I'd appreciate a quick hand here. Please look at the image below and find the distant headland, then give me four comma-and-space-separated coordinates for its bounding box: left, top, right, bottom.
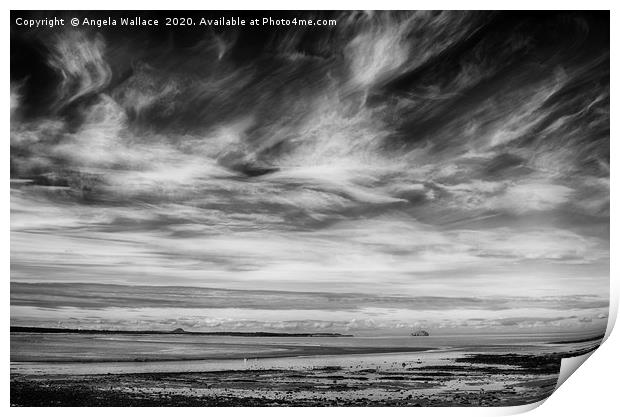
10, 326, 353, 338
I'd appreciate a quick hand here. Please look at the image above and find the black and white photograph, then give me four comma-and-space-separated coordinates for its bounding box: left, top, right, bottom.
9, 10, 610, 407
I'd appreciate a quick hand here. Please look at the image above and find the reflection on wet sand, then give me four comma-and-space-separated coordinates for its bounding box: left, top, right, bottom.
10, 333, 602, 406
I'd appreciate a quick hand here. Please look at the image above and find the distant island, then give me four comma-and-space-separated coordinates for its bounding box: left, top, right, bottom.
411, 330, 430, 336
10, 326, 352, 338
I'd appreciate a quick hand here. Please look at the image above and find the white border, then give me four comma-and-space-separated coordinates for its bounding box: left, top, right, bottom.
4, 3, 617, 416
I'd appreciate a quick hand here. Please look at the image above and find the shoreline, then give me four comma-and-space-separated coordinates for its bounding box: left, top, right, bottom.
11, 345, 440, 366
11, 349, 453, 377
10, 351, 563, 407
10, 332, 602, 406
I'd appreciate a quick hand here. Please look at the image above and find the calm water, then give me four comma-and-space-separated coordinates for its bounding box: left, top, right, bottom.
11, 331, 602, 376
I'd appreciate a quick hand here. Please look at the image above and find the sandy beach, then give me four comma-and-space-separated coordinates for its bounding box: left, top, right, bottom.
10, 332, 602, 406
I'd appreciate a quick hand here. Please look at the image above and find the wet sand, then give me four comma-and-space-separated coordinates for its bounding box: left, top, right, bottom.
10, 356, 560, 406
10, 351, 569, 406
10, 333, 602, 406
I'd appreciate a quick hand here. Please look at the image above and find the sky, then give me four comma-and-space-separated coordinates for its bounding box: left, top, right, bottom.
10, 11, 609, 335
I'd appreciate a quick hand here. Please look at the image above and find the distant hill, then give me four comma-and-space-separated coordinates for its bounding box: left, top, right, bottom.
10, 326, 352, 337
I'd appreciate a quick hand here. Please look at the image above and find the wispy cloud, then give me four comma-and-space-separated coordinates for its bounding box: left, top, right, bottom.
10, 11, 609, 334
